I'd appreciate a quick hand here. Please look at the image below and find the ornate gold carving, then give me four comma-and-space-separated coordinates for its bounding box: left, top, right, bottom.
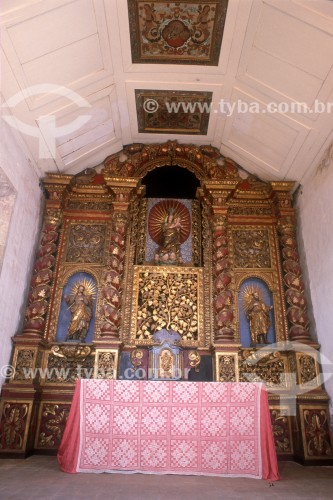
67, 201, 113, 211
188, 350, 201, 372
131, 265, 203, 347
216, 353, 238, 382
270, 407, 293, 454
300, 406, 333, 458
136, 269, 198, 343
45, 345, 94, 383
201, 200, 213, 346
12, 349, 35, 382
65, 223, 106, 263
94, 349, 118, 379
233, 229, 271, 268
0, 402, 30, 450
51, 344, 92, 360
158, 349, 174, 379
239, 349, 287, 388
229, 205, 272, 216
136, 198, 148, 264
212, 216, 235, 343
130, 349, 144, 368
37, 403, 70, 448
103, 140, 241, 181
278, 216, 311, 342
23, 220, 61, 335
99, 212, 128, 338
297, 353, 320, 389
191, 200, 201, 266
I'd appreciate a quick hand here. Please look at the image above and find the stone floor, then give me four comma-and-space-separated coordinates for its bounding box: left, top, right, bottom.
0, 456, 332, 500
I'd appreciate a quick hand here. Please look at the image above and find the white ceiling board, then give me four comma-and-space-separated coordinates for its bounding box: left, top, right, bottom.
1, 0, 333, 183
6, 0, 97, 64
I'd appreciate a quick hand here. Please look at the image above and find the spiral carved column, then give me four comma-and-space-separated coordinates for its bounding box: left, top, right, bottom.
100, 212, 128, 340
212, 216, 235, 343
22, 218, 61, 337
278, 216, 312, 343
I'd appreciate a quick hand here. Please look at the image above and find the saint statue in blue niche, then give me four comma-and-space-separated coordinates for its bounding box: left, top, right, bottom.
241, 283, 274, 346
60, 277, 97, 343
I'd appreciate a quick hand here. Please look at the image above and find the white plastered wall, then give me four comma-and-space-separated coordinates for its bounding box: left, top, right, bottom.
0, 114, 43, 388
296, 165, 333, 422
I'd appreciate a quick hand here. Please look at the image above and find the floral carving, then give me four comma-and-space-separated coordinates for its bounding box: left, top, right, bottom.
136, 271, 198, 342
0, 403, 28, 450
65, 224, 106, 263
38, 404, 70, 448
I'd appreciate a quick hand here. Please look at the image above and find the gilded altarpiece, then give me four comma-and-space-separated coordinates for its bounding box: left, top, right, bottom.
0, 141, 332, 464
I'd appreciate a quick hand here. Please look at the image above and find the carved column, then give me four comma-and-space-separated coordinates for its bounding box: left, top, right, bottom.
202, 181, 240, 382
212, 215, 235, 343
272, 183, 313, 344
100, 212, 128, 340
20, 176, 70, 339
203, 182, 238, 345
97, 178, 140, 362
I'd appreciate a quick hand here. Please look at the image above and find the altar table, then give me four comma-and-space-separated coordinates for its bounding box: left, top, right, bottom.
58, 380, 279, 480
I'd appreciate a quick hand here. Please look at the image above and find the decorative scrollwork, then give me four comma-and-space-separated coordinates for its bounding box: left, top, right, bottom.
299, 354, 318, 387
38, 404, 70, 448
239, 349, 287, 387
13, 350, 35, 381
188, 350, 201, 372
270, 408, 292, 453
218, 355, 236, 382
303, 408, 333, 457
233, 229, 271, 268
0, 403, 28, 450
96, 352, 117, 379
51, 344, 92, 360
65, 224, 106, 263
46, 348, 94, 383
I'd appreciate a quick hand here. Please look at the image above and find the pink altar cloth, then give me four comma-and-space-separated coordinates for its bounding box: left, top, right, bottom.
58, 380, 279, 480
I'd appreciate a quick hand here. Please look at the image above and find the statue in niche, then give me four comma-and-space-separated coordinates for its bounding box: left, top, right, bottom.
242, 285, 273, 345
154, 208, 183, 265
64, 279, 96, 342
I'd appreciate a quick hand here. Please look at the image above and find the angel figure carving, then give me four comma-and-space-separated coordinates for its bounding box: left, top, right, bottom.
242, 286, 273, 345
64, 279, 96, 342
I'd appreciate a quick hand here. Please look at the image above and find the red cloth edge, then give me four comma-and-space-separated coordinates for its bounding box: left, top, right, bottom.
57, 380, 81, 473
260, 388, 280, 481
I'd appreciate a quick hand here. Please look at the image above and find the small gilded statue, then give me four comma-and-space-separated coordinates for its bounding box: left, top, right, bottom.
154, 208, 183, 265
64, 279, 96, 342
243, 287, 273, 345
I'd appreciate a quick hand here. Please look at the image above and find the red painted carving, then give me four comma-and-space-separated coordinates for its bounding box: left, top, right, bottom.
278, 218, 312, 343
23, 221, 60, 336
100, 213, 127, 338
212, 217, 235, 342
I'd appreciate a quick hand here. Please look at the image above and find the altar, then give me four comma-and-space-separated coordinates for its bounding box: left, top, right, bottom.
58, 379, 279, 480
2, 141, 332, 466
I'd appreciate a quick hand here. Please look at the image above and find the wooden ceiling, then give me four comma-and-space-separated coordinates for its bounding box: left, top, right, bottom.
1, 0, 333, 184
